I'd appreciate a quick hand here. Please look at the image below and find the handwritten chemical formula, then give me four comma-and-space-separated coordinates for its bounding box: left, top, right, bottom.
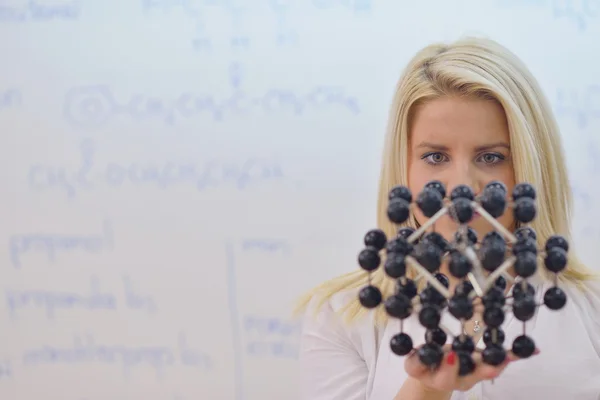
27, 139, 287, 199
0, 1, 80, 22
63, 63, 360, 129
141, 0, 372, 53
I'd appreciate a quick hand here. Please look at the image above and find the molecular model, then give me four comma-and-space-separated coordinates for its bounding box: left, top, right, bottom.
356, 180, 569, 376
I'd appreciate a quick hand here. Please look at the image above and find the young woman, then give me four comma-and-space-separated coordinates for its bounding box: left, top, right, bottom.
296, 37, 600, 400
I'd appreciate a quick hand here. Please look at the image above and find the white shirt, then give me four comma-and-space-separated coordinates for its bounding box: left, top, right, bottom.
299, 275, 600, 400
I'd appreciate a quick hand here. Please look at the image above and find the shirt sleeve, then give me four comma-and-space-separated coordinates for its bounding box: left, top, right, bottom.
298, 293, 370, 400
580, 279, 600, 355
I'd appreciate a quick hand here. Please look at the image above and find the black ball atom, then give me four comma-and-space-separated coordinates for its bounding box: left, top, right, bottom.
480, 232, 507, 271
390, 332, 413, 356
483, 286, 506, 308
456, 226, 478, 246
545, 235, 569, 252
458, 352, 476, 376
449, 250, 472, 279
424, 180, 446, 198
418, 343, 444, 367
422, 232, 450, 253
512, 237, 538, 255
483, 328, 505, 346
389, 185, 412, 203
544, 247, 568, 273
495, 275, 507, 291
363, 229, 387, 250
396, 278, 418, 299
452, 335, 475, 354
514, 197, 536, 223
414, 242, 443, 273
450, 184, 475, 201
384, 253, 407, 278
416, 189, 444, 218
512, 182, 536, 200
359, 285, 382, 308
514, 251, 538, 278
455, 280, 474, 296
483, 305, 505, 328
514, 226, 537, 241
451, 197, 474, 224
387, 198, 411, 224
386, 237, 413, 255
482, 343, 507, 366
448, 294, 474, 320
480, 185, 507, 218
513, 294, 537, 322
397, 227, 415, 240
485, 180, 507, 194
358, 247, 380, 272
384, 293, 413, 319
434, 272, 450, 288
513, 281, 535, 299
544, 286, 567, 310
512, 335, 536, 358
428, 328, 447, 346
419, 305, 442, 329
419, 286, 447, 308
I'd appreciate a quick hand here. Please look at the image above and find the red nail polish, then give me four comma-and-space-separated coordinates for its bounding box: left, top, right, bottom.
447, 351, 456, 366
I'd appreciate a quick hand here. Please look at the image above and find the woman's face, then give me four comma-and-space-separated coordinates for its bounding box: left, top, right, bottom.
407, 96, 516, 242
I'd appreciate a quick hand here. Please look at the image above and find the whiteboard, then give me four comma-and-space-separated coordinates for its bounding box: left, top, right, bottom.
0, 1, 598, 399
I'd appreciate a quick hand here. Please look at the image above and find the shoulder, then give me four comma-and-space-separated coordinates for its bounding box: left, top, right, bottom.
298, 286, 384, 399
301, 285, 370, 331
543, 277, 600, 354
563, 278, 600, 326
300, 286, 380, 358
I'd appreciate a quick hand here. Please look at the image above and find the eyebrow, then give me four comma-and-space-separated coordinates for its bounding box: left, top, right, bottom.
415, 142, 510, 151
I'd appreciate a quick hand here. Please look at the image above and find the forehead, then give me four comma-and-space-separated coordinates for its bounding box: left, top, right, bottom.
409, 96, 510, 146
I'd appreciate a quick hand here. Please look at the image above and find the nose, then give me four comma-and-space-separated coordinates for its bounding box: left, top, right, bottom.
446, 161, 481, 197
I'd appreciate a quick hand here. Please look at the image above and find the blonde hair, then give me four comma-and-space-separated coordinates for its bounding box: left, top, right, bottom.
295, 36, 599, 325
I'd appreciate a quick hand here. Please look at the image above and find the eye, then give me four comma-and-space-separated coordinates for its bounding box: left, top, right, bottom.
478, 153, 505, 164
422, 152, 448, 165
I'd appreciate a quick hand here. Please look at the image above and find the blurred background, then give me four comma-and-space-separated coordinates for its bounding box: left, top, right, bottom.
0, 0, 598, 399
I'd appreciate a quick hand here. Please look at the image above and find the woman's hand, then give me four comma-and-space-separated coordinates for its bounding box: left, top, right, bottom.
404, 345, 539, 393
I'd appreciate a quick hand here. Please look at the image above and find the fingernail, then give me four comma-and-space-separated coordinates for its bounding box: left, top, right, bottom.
447, 351, 456, 366
534, 348, 541, 355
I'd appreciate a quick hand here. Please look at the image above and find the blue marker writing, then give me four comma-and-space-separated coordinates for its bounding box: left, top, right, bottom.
5, 276, 117, 319
22, 334, 176, 379
22, 332, 213, 379
123, 275, 157, 313
0, 1, 80, 22
9, 219, 113, 268
28, 138, 287, 198
63, 63, 359, 129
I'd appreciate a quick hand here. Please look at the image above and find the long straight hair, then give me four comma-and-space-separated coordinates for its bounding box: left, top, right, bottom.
295, 36, 599, 324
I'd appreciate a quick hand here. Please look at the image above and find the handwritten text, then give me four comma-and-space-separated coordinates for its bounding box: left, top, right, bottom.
28, 139, 286, 198
0, 1, 81, 22
63, 63, 359, 129
6, 275, 156, 319
9, 220, 113, 268
22, 332, 213, 378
